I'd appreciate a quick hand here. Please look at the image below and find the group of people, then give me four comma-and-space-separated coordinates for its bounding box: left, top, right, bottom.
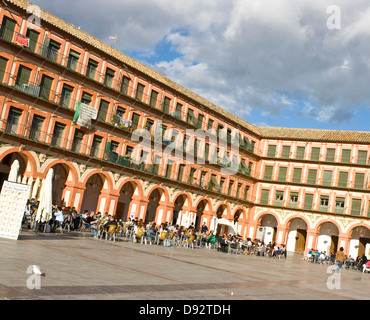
305, 247, 370, 272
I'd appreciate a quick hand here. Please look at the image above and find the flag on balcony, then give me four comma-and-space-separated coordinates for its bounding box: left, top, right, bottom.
16, 34, 29, 47
73, 101, 98, 128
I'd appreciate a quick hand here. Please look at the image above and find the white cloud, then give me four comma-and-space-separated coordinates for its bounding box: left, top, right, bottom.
31, 0, 370, 129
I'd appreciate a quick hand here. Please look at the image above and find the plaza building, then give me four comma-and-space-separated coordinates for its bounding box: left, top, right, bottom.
0, 0, 369, 257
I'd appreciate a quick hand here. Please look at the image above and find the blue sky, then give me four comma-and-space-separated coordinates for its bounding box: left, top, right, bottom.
31, 0, 370, 132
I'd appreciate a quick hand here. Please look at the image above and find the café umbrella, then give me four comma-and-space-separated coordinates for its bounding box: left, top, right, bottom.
8, 159, 19, 182
31, 177, 40, 200
36, 169, 54, 224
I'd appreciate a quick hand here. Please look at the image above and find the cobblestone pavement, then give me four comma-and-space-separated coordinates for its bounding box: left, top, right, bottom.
1, 229, 369, 301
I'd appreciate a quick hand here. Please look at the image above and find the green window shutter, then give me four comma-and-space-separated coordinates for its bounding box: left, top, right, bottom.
26, 29, 39, 52
337, 172, 348, 188
0, 56, 8, 82
296, 147, 305, 160
177, 164, 185, 182
326, 148, 336, 162
357, 151, 368, 164
121, 76, 130, 95
275, 190, 284, 205
307, 169, 317, 184
335, 197, 345, 214
304, 194, 313, 210
1, 17, 16, 41
264, 165, 273, 180
163, 97, 171, 114
322, 170, 332, 186
260, 189, 270, 205
320, 195, 329, 211
351, 199, 362, 216
278, 167, 287, 182
267, 145, 276, 158
354, 173, 364, 189
292, 168, 302, 183
149, 90, 158, 108
165, 161, 173, 179
310, 147, 320, 161
131, 113, 140, 130
39, 75, 53, 100
281, 146, 290, 158
135, 83, 145, 101
15, 65, 31, 87
341, 149, 351, 163
289, 192, 299, 208
97, 99, 109, 122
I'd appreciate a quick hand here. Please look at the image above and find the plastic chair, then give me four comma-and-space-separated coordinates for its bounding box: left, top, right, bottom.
105, 225, 117, 241
156, 230, 167, 245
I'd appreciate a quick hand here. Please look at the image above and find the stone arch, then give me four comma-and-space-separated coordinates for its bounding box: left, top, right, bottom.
215, 202, 231, 219
285, 216, 310, 254
348, 224, 370, 259
316, 220, 341, 255
115, 178, 143, 221
172, 192, 192, 226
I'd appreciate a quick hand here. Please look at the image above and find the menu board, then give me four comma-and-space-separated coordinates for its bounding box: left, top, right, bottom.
0, 181, 31, 240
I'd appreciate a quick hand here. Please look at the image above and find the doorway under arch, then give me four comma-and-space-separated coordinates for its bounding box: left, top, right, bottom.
349, 226, 370, 259
286, 218, 308, 254
317, 222, 339, 255
116, 181, 137, 221
80, 173, 104, 213
256, 214, 278, 244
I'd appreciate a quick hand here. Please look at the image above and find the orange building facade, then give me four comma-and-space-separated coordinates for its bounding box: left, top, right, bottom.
0, 0, 369, 257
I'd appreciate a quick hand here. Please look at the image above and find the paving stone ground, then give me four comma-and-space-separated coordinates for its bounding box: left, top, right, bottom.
1, 229, 369, 302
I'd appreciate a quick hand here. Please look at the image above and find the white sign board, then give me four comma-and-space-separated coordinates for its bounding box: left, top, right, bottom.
0, 181, 31, 240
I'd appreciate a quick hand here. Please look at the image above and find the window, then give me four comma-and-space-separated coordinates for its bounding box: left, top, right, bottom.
307, 169, 317, 184
320, 196, 329, 211
80, 92, 92, 105
228, 180, 234, 196
260, 189, 270, 205
278, 167, 287, 182
335, 197, 345, 214
39, 74, 53, 100
26, 28, 39, 52
71, 129, 84, 153
326, 148, 336, 162
172, 103, 182, 119
145, 119, 154, 133
357, 150, 368, 164
60, 84, 73, 108
351, 199, 362, 216
0, 16, 16, 42
67, 50, 80, 71
90, 135, 102, 158
149, 90, 158, 108
51, 122, 65, 147
0, 56, 8, 83
304, 194, 313, 210
244, 186, 250, 200
236, 183, 242, 198
322, 170, 332, 186
162, 97, 171, 114
86, 59, 98, 79
296, 146, 305, 160
5, 107, 22, 134
207, 119, 214, 131
104, 68, 115, 87
15, 65, 31, 88
281, 146, 290, 158
120, 76, 130, 94
200, 171, 207, 187
135, 83, 145, 101
42, 39, 60, 62
310, 147, 320, 161
29, 115, 44, 141
177, 164, 185, 182
131, 113, 140, 131
264, 165, 273, 180
354, 173, 365, 189
292, 168, 302, 183
267, 145, 276, 158
165, 160, 173, 179
289, 192, 299, 208
97, 99, 109, 122
337, 171, 348, 188
197, 114, 204, 129
275, 190, 284, 206
341, 149, 351, 163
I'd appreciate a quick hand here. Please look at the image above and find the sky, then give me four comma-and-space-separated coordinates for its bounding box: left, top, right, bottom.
30, 0, 370, 132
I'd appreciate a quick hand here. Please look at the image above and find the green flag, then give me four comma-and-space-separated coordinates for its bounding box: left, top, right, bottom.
73, 101, 81, 123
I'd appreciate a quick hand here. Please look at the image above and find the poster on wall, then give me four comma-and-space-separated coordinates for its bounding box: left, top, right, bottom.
0, 181, 31, 240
